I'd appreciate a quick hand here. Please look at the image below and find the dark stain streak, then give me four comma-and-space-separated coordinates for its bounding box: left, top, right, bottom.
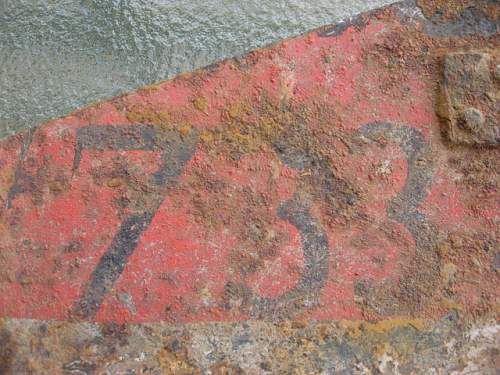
318, 15, 366, 38
5, 127, 34, 209
72, 126, 161, 172
0, 328, 16, 375
424, 6, 499, 37
62, 359, 96, 375
273, 125, 358, 208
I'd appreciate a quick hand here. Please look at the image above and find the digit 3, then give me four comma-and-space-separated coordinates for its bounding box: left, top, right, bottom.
351, 122, 440, 315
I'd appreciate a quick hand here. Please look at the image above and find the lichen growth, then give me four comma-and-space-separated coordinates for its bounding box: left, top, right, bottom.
193, 96, 209, 113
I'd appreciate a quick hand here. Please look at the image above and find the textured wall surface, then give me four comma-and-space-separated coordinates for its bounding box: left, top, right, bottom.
0, 0, 498, 373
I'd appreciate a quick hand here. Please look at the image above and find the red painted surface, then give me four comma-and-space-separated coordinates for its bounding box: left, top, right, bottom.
0, 10, 497, 324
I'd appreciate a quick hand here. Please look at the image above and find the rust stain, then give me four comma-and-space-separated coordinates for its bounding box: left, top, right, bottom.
0, 0, 498, 334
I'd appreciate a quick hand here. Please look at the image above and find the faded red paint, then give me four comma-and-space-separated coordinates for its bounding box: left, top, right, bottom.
0, 6, 498, 324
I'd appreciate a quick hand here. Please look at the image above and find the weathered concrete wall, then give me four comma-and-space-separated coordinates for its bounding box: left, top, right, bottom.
0, 0, 498, 373
1, 315, 499, 374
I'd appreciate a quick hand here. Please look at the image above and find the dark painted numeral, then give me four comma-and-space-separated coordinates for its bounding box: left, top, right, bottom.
352, 122, 440, 313
72, 125, 198, 319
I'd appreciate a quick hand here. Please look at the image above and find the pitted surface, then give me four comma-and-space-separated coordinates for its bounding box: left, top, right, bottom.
0, 0, 498, 373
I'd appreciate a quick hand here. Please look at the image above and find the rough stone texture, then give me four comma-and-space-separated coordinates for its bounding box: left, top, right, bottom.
0, 315, 499, 374
0, 0, 499, 373
438, 51, 499, 146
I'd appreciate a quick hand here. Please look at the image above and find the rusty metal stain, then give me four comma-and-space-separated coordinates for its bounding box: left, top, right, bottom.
438, 51, 499, 146
0, 1, 499, 372
0, 0, 498, 326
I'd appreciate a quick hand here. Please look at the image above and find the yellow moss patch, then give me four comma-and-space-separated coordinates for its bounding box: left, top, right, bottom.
0, 167, 15, 196
193, 96, 209, 113
156, 346, 201, 375
177, 122, 193, 137
365, 318, 430, 333
0, 223, 10, 242
440, 298, 464, 312
226, 102, 250, 119
125, 106, 196, 138
48, 179, 66, 194
338, 317, 431, 338
105, 178, 123, 188
441, 262, 458, 284
200, 98, 295, 159
137, 83, 161, 94
126, 106, 172, 127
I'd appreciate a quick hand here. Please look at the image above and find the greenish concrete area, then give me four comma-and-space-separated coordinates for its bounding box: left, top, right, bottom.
0, 0, 394, 138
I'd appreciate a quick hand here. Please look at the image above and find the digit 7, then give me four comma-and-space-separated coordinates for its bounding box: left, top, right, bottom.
71, 125, 198, 319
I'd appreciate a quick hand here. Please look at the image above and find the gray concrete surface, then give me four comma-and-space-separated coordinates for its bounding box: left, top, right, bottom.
0, 0, 394, 138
